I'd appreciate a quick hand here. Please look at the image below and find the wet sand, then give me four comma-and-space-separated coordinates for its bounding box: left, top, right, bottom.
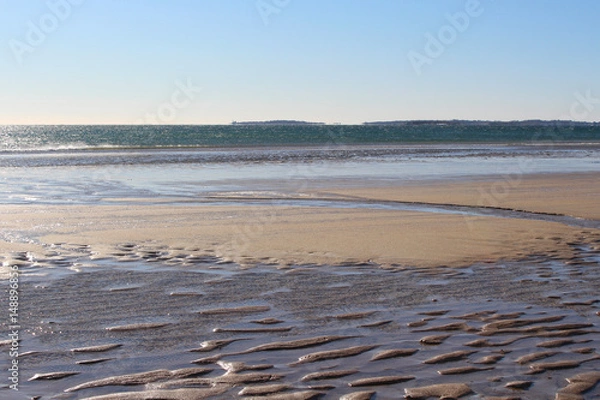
1, 172, 600, 399
0, 203, 593, 269
320, 172, 600, 220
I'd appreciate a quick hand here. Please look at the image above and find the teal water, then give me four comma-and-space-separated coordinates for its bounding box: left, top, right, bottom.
1, 124, 599, 151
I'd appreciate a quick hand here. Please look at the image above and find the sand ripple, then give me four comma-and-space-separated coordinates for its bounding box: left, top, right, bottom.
4, 241, 600, 399
291, 345, 378, 366
71, 344, 122, 353
404, 383, 472, 399
65, 368, 212, 392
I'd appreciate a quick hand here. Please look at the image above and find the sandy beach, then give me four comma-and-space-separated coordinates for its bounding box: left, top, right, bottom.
1, 172, 600, 399
2, 172, 600, 268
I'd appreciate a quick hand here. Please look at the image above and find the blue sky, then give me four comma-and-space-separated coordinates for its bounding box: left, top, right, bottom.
1, 0, 599, 124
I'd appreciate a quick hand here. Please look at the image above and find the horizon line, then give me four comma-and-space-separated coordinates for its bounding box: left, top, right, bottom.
2, 119, 599, 127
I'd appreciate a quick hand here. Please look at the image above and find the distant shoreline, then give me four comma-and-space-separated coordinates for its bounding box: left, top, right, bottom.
231, 119, 600, 127
1, 119, 599, 127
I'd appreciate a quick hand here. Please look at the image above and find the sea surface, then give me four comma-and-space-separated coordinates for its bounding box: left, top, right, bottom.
2, 124, 600, 150
1, 125, 600, 205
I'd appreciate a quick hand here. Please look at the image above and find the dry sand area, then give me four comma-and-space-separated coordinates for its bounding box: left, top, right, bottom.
1, 172, 600, 399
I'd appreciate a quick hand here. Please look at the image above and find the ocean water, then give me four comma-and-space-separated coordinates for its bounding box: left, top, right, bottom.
1, 124, 600, 151
1, 125, 599, 204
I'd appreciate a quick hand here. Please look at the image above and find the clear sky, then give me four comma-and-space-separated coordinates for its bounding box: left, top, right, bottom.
1, 0, 599, 124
